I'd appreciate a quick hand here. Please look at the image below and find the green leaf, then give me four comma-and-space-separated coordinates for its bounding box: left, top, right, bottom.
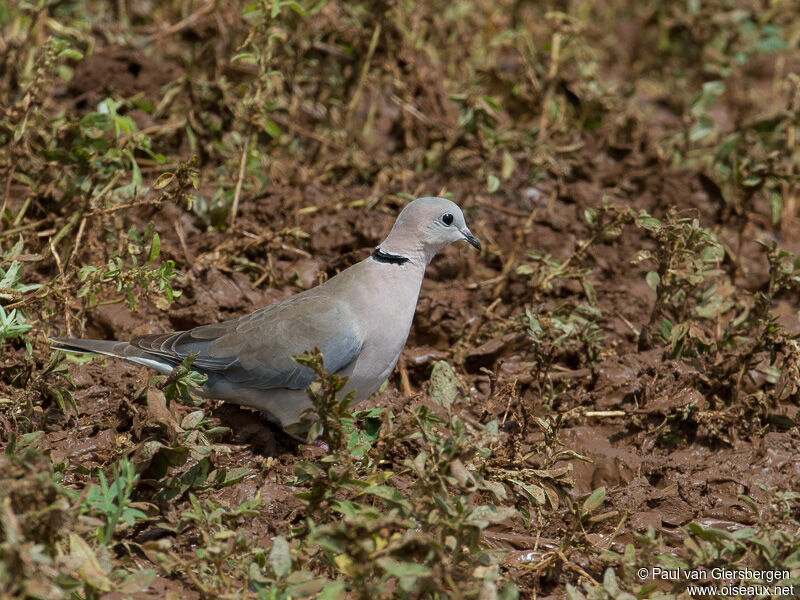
636, 213, 661, 231
376, 557, 431, 578
731, 527, 757, 540
686, 522, 734, 541
753, 34, 787, 54
487, 174, 500, 193
501, 150, 515, 180
646, 271, 660, 291
582, 487, 606, 514
581, 279, 597, 304
565, 583, 586, 600
769, 190, 782, 225
465, 505, 517, 529
690, 115, 715, 142
499, 582, 520, 600
263, 118, 282, 138
285, 1, 307, 17
117, 568, 157, 593
317, 580, 346, 600
785, 550, 800, 568
510, 479, 546, 506
286, 574, 328, 596
132, 157, 142, 187
307, 419, 324, 443
717, 132, 740, 158
57, 48, 84, 60
148, 232, 161, 264
364, 485, 412, 511
181, 409, 204, 430
602, 568, 619, 595
516, 264, 534, 275
218, 466, 251, 486
231, 52, 257, 64
660, 318, 673, 339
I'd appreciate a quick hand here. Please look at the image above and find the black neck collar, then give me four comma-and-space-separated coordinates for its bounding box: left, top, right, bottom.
371, 247, 411, 265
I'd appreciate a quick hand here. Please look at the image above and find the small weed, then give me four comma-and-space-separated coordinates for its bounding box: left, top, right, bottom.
0, 445, 155, 599
287, 358, 520, 599
518, 200, 634, 304
81, 458, 147, 545
293, 348, 359, 453
0, 305, 31, 352
77, 221, 179, 311
149, 493, 338, 599
633, 208, 725, 356
596, 486, 800, 598
158, 353, 208, 408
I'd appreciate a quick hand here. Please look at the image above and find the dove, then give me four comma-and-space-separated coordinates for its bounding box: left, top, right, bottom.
50, 197, 481, 427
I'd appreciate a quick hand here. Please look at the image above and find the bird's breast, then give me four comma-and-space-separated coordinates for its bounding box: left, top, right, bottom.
340, 261, 426, 400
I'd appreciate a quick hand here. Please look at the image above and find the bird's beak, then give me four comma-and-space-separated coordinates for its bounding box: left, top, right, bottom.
460, 228, 482, 250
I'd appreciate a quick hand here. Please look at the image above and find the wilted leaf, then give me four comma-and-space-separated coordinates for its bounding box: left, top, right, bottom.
181, 410, 205, 430
117, 568, 157, 593
146, 388, 180, 431
269, 535, 291, 578
465, 505, 516, 529
510, 479, 546, 506
69, 534, 113, 591
429, 361, 458, 408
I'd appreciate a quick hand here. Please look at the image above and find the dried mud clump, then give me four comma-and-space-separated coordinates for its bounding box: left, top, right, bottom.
68, 46, 182, 105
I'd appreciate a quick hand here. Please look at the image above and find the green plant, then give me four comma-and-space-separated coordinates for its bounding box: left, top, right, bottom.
0, 305, 31, 351
77, 222, 179, 311
653, 2, 798, 240
156, 353, 208, 408
81, 458, 147, 545
286, 357, 522, 598
518, 200, 634, 304
0, 240, 42, 305
633, 208, 725, 356
2, 1, 800, 598
147, 492, 341, 599
0, 444, 155, 599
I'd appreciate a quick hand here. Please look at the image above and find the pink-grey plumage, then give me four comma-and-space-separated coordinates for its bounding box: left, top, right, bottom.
50, 197, 481, 426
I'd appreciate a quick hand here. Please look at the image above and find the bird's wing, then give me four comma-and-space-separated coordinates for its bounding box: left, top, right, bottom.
131, 292, 363, 390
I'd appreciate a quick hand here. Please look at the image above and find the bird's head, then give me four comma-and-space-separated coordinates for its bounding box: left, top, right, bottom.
379, 197, 481, 264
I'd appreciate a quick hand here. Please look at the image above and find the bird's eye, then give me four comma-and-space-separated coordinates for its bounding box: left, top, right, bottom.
441, 213, 454, 226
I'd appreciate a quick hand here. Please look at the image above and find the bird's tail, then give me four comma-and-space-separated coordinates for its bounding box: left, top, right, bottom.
49, 337, 174, 375
50, 337, 126, 356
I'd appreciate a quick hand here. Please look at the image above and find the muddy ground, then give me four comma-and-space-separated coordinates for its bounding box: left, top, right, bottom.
1, 2, 799, 598
20, 145, 800, 596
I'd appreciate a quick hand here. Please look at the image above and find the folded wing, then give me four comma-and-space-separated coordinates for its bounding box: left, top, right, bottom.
56, 292, 363, 391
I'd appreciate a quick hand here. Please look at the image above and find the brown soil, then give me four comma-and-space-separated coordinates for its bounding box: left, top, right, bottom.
24, 132, 797, 596
2, 7, 798, 598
